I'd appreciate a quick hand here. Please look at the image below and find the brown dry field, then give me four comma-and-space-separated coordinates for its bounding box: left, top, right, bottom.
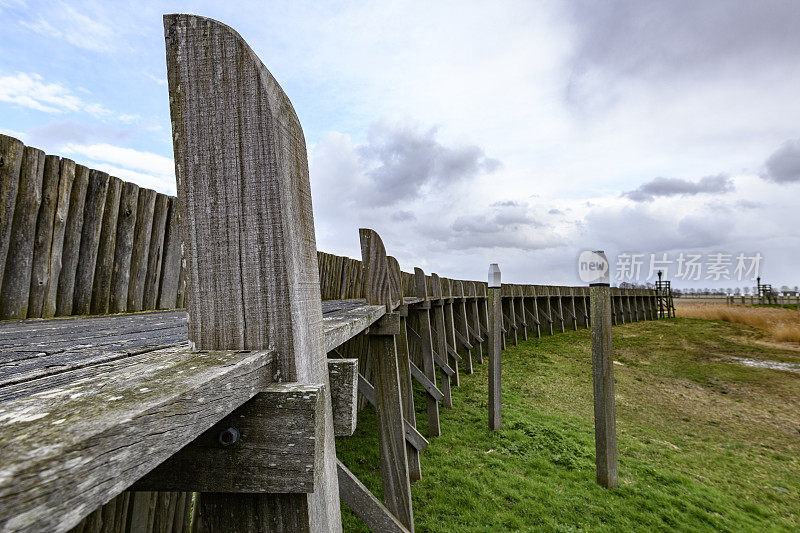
676, 300, 800, 343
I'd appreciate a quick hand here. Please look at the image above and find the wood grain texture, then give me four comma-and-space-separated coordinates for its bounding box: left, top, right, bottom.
108, 181, 139, 314
157, 197, 181, 309
55, 165, 89, 316
27, 154, 60, 318
0, 134, 25, 291
143, 193, 169, 310
72, 169, 109, 315
42, 158, 76, 318
0, 346, 275, 533
589, 284, 618, 488
90, 175, 121, 314
164, 13, 340, 530
127, 187, 155, 312
1, 146, 45, 319
488, 287, 502, 431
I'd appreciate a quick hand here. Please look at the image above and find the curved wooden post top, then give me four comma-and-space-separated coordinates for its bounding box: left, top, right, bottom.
387, 255, 403, 308
413, 267, 428, 299
359, 228, 394, 311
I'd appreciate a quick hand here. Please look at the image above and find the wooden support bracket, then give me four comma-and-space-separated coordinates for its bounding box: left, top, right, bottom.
328, 358, 358, 437
132, 382, 325, 493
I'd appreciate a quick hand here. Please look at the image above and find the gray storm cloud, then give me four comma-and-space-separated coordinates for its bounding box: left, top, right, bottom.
763, 139, 800, 183
356, 122, 501, 206
623, 174, 734, 202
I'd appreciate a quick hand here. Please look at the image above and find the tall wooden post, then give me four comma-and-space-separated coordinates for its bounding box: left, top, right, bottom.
589, 251, 618, 489
430, 273, 453, 408
387, 256, 421, 483
488, 264, 502, 431
360, 230, 414, 531
414, 268, 441, 436
165, 14, 341, 531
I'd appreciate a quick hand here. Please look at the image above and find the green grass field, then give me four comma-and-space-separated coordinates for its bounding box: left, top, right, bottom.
335, 318, 800, 532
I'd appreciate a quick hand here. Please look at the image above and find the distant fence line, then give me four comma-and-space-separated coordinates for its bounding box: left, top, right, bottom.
1, 134, 662, 326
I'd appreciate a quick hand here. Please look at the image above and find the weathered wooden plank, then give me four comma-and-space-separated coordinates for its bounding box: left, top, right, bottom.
0, 346, 276, 533
337, 461, 411, 533
55, 165, 89, 316
42, 158, 76, 318
157, 197, 181, 309
323, 303, 385, 353
72, 170, 109, 315
328, 358, 358, 436
108, 181, 139, 314
143, 193, 169, 310
127, 187, 156, 312
0, 146, 45, 319
89, 176, 122, 315
0, 134, 25, 292
165, 13, 340, 530
27, 154, 60, 318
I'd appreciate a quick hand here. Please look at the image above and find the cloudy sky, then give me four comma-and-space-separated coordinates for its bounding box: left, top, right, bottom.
1, 0, 799, 289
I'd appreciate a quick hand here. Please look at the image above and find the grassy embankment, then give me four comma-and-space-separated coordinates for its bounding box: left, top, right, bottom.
336, 315, 800, 532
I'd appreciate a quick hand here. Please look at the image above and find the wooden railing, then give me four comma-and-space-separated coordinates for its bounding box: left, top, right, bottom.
0, 14, 662, 533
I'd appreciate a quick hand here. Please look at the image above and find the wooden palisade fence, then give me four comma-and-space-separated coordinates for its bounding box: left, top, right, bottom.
0, 14, 663, 533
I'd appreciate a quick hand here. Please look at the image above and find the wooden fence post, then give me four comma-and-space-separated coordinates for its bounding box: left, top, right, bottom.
413, 267, 442, 436
387, 256, 422, 483
55, 165, 89, 316
430, 273, 454, 408
42, 158, 76, 318
468, 282, 484, 364
1, 146, 45, 319
0, 134, 25, 293
165, 13, 341, 531
589, 251, 618, 488
488, 264, 502, 431
360, 229, 414, 530
27, 154, 60, 318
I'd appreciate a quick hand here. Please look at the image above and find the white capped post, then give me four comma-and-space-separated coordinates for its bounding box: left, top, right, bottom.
487, 263, 501, 430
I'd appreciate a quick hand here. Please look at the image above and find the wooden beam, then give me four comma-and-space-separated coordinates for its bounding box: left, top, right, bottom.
409, 360, 444, 402
0, 346, 275, 533
132, 382, 324, 493
337, 461, 411, 533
